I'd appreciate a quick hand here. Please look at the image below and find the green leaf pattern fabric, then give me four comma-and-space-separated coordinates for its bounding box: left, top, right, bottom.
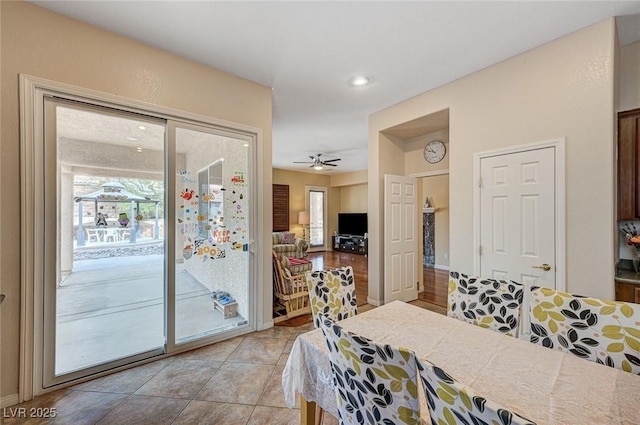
319, 316, 421, 425
417, 358, 536, 425
530, 286, 640, 375
448, 271, 524, 337
306, 266, 358, 329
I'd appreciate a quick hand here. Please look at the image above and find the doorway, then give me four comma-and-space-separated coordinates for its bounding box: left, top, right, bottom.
420, 172, 450, 309
27, 83, 257, 393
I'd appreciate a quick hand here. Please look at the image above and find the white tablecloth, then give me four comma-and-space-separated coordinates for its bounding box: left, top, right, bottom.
282, 300, 640, 425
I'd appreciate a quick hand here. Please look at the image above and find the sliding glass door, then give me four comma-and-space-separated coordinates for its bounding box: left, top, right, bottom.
41, 97, 254, 388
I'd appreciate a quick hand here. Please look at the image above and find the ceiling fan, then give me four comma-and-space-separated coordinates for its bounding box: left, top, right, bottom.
294, 153, 341, 170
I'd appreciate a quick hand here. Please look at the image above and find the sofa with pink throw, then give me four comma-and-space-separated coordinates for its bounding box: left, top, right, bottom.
272, 232, 308, 258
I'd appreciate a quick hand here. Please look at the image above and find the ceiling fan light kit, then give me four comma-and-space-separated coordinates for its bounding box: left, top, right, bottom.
294, 153, 341, 170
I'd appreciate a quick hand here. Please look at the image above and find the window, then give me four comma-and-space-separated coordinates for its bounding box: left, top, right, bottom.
306, 186, 327, 249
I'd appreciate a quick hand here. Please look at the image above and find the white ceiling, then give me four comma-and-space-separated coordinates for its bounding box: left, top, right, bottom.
32, 1, 640, 174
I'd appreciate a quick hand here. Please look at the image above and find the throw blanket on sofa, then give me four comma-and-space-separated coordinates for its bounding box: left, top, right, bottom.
288, 257, 311, 267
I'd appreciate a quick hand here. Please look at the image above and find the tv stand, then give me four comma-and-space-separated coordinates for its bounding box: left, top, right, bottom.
333, 235, 368, 255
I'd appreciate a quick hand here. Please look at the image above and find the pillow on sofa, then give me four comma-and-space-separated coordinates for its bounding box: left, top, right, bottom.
272, 233, 282, 244
281, 232, 296, 244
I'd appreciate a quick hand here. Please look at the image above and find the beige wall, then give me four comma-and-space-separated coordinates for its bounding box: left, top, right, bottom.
331, 172, 369, 237
330, 170, 367, 187
369, 19, 617, 304
1, 2, 272, 402
273, 169, 369, 245
620, 41, 640, 111
272, 169, 339, 241
404, 130, 450, 174
339, 184, 368, 213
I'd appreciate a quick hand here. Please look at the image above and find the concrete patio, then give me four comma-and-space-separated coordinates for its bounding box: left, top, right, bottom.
56, 251, 247, 375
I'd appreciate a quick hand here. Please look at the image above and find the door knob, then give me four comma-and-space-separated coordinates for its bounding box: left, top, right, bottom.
532, 263, 551, 271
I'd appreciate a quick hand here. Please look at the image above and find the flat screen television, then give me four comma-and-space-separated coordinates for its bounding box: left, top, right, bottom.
338, 213, 367, 236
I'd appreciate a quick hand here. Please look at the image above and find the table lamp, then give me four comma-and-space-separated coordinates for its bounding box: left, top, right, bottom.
298, 211, 310, 240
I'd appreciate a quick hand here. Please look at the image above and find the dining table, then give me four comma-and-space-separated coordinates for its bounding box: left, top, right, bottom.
282, 300, 640, 425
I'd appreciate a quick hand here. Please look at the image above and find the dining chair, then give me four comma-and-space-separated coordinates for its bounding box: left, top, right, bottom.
318, 316, 421, 425
305, 266, 357, 329
416, 357, 536, 425
530, 286, 640, 375
448, 271, 524, 337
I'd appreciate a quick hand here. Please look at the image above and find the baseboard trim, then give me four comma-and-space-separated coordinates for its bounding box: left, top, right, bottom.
1, 393, 19, 408
367, 297, 382, 306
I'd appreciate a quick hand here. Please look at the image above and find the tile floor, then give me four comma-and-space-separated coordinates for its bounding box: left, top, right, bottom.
3, 302, 440, 425
2, 322, 338, 425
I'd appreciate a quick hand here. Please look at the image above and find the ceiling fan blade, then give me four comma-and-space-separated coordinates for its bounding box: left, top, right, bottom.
324, 163, 338, 167
323, 158, 341, 163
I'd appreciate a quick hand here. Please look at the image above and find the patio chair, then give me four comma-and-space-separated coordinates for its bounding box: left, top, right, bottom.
417, 357, 536, 425
448, 271, 524, 337
530, 286, 640, 375
119, 228, 130, 242
86, 228, 101, 243
305, 266, 357, 329
319, 316, 421, 425
103, 228, 119, 243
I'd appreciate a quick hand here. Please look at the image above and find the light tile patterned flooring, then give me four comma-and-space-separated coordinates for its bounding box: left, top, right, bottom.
3, 303, 442, 425
3, 322, 334, 425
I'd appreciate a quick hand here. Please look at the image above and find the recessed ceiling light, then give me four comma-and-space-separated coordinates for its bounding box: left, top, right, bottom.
243, 143, 249, 147
126, 136, 138, 141
349, 76, 370, 87
138, 125, 146, 130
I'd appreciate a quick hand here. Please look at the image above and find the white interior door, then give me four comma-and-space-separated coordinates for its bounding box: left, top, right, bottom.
384, 174, 418, 303
479, 146, 557, 335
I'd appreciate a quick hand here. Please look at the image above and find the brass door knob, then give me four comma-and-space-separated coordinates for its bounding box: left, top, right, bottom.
532, 263, 551, 271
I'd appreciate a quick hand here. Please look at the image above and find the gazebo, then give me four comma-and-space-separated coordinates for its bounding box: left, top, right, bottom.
75, 181, 161, 246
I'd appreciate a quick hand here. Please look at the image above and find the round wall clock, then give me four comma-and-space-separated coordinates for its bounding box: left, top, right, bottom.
423, 140, 446, 164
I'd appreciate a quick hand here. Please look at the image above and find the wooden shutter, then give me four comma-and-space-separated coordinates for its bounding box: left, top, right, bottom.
273, 184, 289, 231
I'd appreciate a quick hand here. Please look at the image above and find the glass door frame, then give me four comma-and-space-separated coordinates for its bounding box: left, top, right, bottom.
20, 75, 262, 398
42, 97, 169, 388
305, 185, 328, 251
166, 119, 256, 353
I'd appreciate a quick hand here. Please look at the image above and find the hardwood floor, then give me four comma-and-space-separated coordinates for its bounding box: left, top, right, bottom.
276, 251, 449, 326
420, 266, 449, 308
306, 250, 369, 307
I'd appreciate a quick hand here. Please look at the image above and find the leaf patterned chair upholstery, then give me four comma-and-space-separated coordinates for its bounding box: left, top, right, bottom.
448, 271, 525, 337
305, 266, 358, 329
318, 316, 421, 425
530, 286, 640, 375
416, 358, 536, 425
